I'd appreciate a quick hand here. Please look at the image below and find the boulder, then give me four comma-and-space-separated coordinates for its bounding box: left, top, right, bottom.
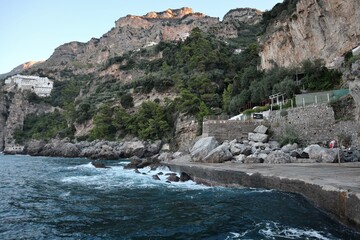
124, 156, 142, 169
244, 155, 262, 163
144, 140, 162, 157
158, 152, 173, 162
248, 133, 269, 143
167, 174, 180, 182
136, 158, 152, 168
190, 137, 219, 162
180, 172, 191, 182
253, 125, 268, 134
303, 144, 323, 160
152, 175, 161, 180
258, 153, 268, 161
25, 140, 46, 156
290, 150, 301, 158
91, 161, 110, 168
343, 148, 360, 162
281, 143, 298, 153
202, 143, 233, 163
40, 139, 80, 158
234, 154, 246, 162
303, 145, 340, 163
172, 151, 186, 159
264, 150, 291, 164
121, 140, 146, 158
268, 141, 281, 150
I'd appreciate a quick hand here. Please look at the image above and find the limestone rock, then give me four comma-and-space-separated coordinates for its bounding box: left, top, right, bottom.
234, 154, 246, 162
253, 125, 268, 134
264, 150, 291, 164
202, 143, 233, 163
244, 155, 262, 164
281, 143, 298, 153
190, 137, 219, 162
158, 152, 173, 162
121, 140, 146, 158
248, 132, 268, 143
260, 0, 360, 70
269, 141, 281, 150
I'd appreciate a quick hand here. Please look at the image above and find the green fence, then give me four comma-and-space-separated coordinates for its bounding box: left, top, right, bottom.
295, 89, 350, 107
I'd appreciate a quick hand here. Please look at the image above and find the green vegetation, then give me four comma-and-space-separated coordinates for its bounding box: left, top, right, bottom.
17, 23, 344, 143
262, 0, 299, 30
14, 110, 74, 144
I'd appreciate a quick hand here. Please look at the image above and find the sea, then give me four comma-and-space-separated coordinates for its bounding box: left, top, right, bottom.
0, 154, 359, 240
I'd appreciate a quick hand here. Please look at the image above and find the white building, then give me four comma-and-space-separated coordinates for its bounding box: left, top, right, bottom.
5, 74, 53, 97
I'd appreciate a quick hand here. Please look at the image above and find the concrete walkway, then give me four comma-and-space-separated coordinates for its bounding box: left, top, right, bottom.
166, 157, 360, 231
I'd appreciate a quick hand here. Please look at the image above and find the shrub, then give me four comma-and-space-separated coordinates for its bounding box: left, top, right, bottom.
280, 125, 299, 146
120, 93, 134, 109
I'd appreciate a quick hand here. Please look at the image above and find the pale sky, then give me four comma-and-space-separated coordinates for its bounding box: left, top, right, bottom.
0, 0, 282, 74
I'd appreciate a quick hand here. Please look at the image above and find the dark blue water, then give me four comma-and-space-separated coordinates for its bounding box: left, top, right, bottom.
0, 154, 359, 239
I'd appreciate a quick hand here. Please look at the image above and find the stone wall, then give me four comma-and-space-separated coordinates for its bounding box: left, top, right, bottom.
202, 120, 260, 143
202, 104, 360, 146
269, 104, 360, 146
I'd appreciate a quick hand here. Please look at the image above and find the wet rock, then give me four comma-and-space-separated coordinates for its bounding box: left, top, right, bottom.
91, 161, 110, 168
136, 158, 152, 168
190, 137, 219, 162
167, 174, 180, 182
180, 172, 191, 182
40, 139, 80, 158
157, 172, 164, 175
134, 169, 140, 174
124, 156, 142, 169
264, 150, 291, 164
152, 175, 161, 180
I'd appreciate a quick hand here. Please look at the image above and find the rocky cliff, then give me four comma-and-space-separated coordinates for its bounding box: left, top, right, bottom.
2, 91, 53, 149
260, 0, 360, 70
25, 7, 263, 80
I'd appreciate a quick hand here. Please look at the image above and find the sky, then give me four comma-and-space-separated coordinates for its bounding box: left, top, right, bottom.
0, 0, 282, 74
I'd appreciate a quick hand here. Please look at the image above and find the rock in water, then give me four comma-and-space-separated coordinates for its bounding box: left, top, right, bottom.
180, 172, 191, 182
167, 174, 180, 182
91, 161, 110, 168
152, 175, 160, 180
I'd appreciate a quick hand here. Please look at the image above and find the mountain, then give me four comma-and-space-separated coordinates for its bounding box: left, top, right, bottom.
0, 61, 43, 80
1, 3, 360, 152
259, 0, 360, 69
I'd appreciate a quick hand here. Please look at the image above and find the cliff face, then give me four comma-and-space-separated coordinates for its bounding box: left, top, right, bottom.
260, 0, 360, 70
1, 91, 53, 149
32, 7, 263, 79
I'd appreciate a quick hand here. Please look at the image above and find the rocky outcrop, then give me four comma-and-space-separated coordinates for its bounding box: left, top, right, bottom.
24, 139, 163, 160
260, 0, 360, 70
173, 114, 198, 151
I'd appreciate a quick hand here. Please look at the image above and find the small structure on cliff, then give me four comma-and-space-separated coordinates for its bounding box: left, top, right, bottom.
4, 74, 53, 97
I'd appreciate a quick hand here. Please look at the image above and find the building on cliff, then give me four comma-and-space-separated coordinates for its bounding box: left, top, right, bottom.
4, 74, 53, 97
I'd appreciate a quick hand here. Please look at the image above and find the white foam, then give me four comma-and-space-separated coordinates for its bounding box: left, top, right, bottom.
258, 221, 334, 240
61, 161, 210, 190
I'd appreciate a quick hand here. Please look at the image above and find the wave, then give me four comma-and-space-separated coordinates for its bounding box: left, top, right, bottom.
258, 221, 335, 240
61, 161, 210, 190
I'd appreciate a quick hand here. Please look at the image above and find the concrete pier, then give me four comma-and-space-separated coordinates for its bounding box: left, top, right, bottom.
166, 158, 360, 231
